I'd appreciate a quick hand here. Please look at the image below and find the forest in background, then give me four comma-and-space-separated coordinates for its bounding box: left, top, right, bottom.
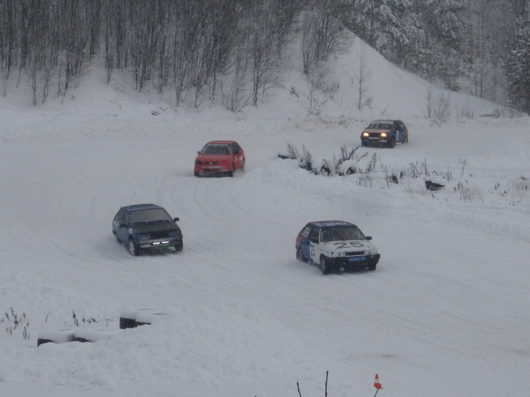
0, 0, 528, 113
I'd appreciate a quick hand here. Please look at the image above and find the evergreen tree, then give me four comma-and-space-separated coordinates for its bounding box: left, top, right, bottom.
505, 17, 530, 112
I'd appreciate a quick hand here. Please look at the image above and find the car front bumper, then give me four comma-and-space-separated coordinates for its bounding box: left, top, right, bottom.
362, 137, 392, 144
137, 237, 180, 249
195, 165, 231, 176
329, 254, 380, 271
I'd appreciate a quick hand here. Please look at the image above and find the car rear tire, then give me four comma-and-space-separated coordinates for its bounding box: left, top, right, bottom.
296, 247, 306, 262
320, 255, 330, 275
128, 239, 140, 256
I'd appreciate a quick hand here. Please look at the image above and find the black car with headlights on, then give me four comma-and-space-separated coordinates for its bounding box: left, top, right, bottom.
112, 204, 183, 256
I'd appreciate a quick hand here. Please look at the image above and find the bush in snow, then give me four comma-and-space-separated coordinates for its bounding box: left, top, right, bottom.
278, 143, 529, 207
280, 143, 372, 176
1, 308, 30, 340
299, 145, 316, 173
493, 176, 529, 205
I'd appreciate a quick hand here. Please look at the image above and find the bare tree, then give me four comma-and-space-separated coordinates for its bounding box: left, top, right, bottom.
354, 44, 371, 113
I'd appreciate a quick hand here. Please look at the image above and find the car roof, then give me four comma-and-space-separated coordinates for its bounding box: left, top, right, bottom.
122, 203, 163, 212
308, 220, 356, 228
205, 140, 238, 145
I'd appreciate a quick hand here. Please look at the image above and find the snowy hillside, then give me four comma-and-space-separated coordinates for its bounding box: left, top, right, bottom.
282, 33, 502, 120
1, 33, 529, 397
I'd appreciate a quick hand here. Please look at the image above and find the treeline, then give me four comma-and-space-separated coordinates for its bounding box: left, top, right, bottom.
0, 0, 100, 104
0, 0, 528, 113
0, 0, 306, 107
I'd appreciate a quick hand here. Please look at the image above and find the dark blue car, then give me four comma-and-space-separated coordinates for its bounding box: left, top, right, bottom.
360, 119, 409, 148
112, 204, 183, 256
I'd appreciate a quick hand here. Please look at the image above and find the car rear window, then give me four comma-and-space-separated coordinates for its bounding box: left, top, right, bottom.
129, 208, 171, 223
202, 144, 230, 155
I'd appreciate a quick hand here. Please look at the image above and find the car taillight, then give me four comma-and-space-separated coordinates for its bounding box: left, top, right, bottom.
195, 160, 201, 165
296, 235, 302, 246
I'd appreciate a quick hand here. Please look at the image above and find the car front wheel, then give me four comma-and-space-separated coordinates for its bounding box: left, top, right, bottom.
174, 240, 183, 252
320, 255, 330, 275
128, 239, 140, 256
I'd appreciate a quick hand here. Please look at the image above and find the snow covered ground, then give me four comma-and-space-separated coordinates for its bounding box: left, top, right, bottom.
1, 38, 529, 397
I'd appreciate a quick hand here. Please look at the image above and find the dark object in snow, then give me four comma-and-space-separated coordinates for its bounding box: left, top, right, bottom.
119, 314, 138, 329
38, 328, 118, 346
277, 153, 294, 159
425, 180, 445, 191
72, 329, 118, 343
37, 329, 76, 346
151, 110, 160, 116
119, 309, 168, 329
135, 312, 168, 326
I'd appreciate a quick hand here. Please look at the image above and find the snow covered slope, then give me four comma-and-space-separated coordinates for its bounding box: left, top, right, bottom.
1, 34, 529, 397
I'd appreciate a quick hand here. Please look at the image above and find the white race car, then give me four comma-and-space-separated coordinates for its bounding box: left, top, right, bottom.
295, 220, 380, 274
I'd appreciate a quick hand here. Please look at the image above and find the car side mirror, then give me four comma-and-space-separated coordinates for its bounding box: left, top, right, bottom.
173, 217, 180, 222
366, 236, 372, 240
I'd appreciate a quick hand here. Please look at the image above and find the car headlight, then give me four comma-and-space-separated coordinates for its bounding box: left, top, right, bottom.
381, 132, 387, 138
366, 246, 378, 255
362, 132, 369, 137
195, 160, 202, 165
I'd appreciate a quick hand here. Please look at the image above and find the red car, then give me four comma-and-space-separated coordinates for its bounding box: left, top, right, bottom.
194, 140, 245, 177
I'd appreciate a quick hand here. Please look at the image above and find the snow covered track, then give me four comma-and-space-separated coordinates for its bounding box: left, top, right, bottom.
1, 98, 530, 397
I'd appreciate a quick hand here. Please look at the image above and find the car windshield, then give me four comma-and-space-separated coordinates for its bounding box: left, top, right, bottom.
368, 123, 392, 130
129, 208, 171, 224
201, 144, 230, 155
320, 225, 365, 242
